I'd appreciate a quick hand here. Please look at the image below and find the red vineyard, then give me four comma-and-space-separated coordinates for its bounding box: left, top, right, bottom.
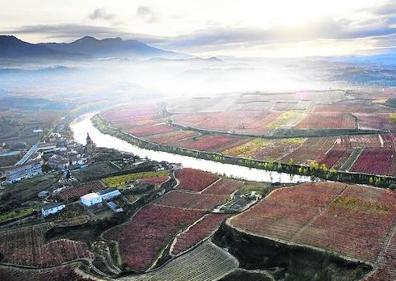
156, 190, 228, 211
57, 181, 105, 202
230, 182, 396, 264
176, 168, 219, 192
171, 214, 230, 255
0, 224, 93, 267
103, 204, 204, 271
201, 179, 243, 195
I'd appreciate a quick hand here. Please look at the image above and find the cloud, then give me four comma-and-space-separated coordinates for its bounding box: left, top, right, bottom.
372, 1, 396, 16
156, 17, 396, 52
89, 8, 116, 21
136, 6, 156, 23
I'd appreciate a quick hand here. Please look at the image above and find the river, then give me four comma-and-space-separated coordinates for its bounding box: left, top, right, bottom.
70, 114, 311, 183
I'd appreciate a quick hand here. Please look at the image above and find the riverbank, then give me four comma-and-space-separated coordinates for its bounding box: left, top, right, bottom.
76, 113, 396, 188
71, 114, 310, 183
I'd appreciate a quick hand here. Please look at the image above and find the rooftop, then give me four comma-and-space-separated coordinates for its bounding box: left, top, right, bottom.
42, 202, 64, 211
98, 188, 120, 195
81, 192, 101, 200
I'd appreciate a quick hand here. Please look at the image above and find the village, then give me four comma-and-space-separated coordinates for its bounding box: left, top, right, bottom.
0, 120, 176, 228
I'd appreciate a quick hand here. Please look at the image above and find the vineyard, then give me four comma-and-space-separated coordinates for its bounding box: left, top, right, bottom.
124, 242, 238, 281
102, 171, 169, 188
127, 123, 176, 137
176, 168, 219, 192
201, 179, 243, 195
0, 264, 94, 281
176, 134, 249, 152
103, 204, 204, 271
101, 105, 159, 128
171, 214, 230, 256
230, 182, 396, 264
138, 175, 169, 186
351, 148, 396, 176
362, 228, 396, 281
295, 112, 356, 129
145, 130, 198, 145
281, 137, 337, 164
319, 149, 351, 169
356, 113, 396, 131
155, 190, 228, 211
171, 110, 278, 134
57, 181, 105, 202
223, 138, 305, 161
0, 224, 93, 267
100, 101, 396, 178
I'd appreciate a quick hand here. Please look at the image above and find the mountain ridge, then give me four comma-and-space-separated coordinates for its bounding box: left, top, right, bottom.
0, 35, 177, 60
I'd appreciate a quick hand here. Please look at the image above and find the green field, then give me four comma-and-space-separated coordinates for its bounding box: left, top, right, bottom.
102, 171, 169, 188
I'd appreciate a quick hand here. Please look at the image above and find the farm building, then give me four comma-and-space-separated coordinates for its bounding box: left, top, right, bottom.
106, 201, 123, 213
37, 190, 49, 198
5, 159, 43, 183
80, 192, 102, 206
41, 202, 65, 217
98, 188, 121, 201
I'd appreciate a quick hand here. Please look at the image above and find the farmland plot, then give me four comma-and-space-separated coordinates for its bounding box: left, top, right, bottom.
0, 264, 94, 281
104, 204, 204, 271
176, 168, 219, 192
155, 190, 228, 211
230, 182, 396, 264
0, 224, 93, 267
124, 242, 238, 281
171, 214, 231, 255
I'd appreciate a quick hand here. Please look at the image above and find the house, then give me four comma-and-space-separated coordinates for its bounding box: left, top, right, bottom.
80, 193, 102, 207
42, 202, 65, 217
70, 155, 87, 167
48, 154, 70, 171
98, 188, 121, 201
5, 159, 43, 183
38, 190, 49, 198
106, 201, 123, 213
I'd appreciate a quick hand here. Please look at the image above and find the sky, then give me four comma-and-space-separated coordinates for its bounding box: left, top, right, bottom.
2, 0, 396, 57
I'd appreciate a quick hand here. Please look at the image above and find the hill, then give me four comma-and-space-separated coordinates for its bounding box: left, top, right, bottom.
0, 35, 176, 60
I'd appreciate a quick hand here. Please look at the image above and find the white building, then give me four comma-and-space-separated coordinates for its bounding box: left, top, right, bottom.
42, 202, 65, 217
5, 159, 43, 183
80, 192, 102, 207
98, 188, 121, 201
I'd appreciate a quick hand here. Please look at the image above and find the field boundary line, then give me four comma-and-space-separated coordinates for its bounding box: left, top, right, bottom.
199, 178, 222, 194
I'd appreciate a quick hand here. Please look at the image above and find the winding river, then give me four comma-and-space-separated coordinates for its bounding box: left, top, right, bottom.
70, 114, 311, 183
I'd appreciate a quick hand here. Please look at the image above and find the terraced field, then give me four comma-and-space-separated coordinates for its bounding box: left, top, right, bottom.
0, 264, 94, 281
171, 214, 231, 255
229, 182, 396, 277
103, 204, 205, 271
123, 242, 238, 281
176, 168, 219, 192
0, 224, 93, 267
156, 190, 228, 211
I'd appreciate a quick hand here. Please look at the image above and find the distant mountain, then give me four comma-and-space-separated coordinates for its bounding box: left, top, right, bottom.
41, 36, 175, 58
0, 35, 77, 59
0, 35, 178, 60
0, 65, 74, 75
333, 52, 396, 66
148, 56, 222, 63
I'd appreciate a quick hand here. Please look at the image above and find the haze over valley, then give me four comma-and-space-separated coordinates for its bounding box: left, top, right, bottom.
1, 1, 396, 281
